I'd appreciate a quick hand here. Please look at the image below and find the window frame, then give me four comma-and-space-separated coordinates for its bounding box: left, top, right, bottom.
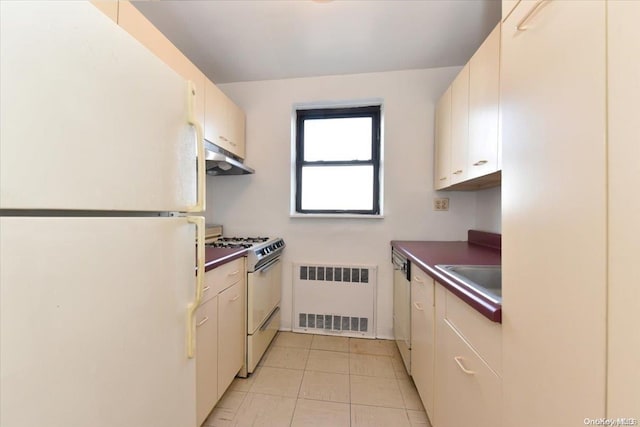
295, 105, 381, 215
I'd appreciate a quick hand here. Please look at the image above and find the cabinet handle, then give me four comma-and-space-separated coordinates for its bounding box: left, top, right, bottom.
453, 170, 463, 174
186, 216, 205, 358
230, 294, 240, 302
473, 160, 488, 166
516, 0, 550, 31
414, 275, 425, 284
454, 356, 476, 375
439, 177, 447, 181
203, 286, 210, 292
413, 302, 424, 311
196, 316, 209, 327
228, 270, 240, 276
186, 81, 205, 213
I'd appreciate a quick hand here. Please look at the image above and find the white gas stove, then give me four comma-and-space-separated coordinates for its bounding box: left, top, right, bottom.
205, 233, 285, 377
205, 236, 285, 272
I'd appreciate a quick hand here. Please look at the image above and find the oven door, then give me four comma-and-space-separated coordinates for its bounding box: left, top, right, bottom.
247, 257, 282, 334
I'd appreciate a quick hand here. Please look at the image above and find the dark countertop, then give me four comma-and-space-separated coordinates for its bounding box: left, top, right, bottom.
204, 247, 247, 272
391, 230, 502, 322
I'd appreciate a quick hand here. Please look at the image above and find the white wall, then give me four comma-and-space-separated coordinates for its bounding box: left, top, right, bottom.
206, 67, 485, 338
475, 186, 501, 233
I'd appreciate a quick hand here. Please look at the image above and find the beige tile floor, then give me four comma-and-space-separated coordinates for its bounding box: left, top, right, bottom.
203, 332, 433, 427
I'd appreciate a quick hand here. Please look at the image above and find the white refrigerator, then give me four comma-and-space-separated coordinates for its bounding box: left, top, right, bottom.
1, 3, 206, 427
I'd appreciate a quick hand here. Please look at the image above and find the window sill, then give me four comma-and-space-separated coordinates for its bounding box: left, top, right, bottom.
289, 213, 384, 219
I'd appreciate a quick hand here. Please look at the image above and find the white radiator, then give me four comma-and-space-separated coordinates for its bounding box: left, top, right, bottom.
292, 263, 376, 338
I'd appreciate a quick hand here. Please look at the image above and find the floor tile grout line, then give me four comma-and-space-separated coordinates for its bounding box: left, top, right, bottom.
290, 349, 310, 426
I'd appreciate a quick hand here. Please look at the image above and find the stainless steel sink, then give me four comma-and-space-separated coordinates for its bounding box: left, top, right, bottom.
435, 264, 502, 303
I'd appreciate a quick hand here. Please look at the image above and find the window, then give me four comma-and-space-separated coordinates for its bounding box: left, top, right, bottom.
295, 106, 381, 215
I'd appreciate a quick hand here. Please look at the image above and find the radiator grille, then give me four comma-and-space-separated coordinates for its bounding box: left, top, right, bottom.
299, 265, 369, 283
293, 263, 376, 338
298, 313, 369, 332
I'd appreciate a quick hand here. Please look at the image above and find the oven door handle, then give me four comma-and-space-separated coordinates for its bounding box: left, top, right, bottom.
256, 257, 281, 274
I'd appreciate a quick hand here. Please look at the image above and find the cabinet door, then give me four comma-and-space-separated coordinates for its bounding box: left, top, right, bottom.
410, 270, 435, 418
434, 87, 452, 189
501, 1, 606, 425
467, 24, 500, 179
606, 0, 640, 417
196, 296, 219, 426
228, 100, 246, 159
204, 79, 229, 150
501, 0, 522, 22
438, 320, 501, 427
217, 281, 245, 398
118, 1, 205, 128
450, 64, 470, 185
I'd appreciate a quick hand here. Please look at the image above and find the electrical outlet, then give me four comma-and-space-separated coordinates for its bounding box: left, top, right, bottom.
434, 197, 449, 211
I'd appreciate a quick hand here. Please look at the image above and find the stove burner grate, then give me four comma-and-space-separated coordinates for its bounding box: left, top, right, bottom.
217, 237, 269, 243
205, 242, 253, 249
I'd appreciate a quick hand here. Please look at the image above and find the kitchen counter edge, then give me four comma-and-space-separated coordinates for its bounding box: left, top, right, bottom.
204, 247, 247, 272
391, 237, 502, 323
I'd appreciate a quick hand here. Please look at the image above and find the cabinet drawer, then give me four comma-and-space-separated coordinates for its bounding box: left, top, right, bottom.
437, 319, 501, 427
203, 258, 244, 303
445, 289, 501, 375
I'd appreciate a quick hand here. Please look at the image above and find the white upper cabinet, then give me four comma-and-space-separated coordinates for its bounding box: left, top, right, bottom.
434, 87, 452, 190
433, 24, 501, 190
467, 24, 501, 180
450, 64, 470, 185
112, 2, 247, 160
228, 99, 247, 159
204, 79, 246, 159
204, 79, 227, 151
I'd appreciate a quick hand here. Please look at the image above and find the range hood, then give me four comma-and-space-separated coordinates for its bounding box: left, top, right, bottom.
204, 141, 254, 176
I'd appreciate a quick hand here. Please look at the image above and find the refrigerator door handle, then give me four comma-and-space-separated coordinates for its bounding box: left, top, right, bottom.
186, 81, 206, 213
186, 215, 205, 358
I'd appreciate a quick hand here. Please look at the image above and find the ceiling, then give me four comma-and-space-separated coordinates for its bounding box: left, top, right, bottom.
133, 0, 501, 85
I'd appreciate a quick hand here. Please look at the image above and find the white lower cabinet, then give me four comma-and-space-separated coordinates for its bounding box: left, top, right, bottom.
436, 320, 501, 427
217, 281, 245, 399
196, 259, 246, 426
195, 296, 219, 426
410, 269, 435, 417
410, 278, 502, 427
